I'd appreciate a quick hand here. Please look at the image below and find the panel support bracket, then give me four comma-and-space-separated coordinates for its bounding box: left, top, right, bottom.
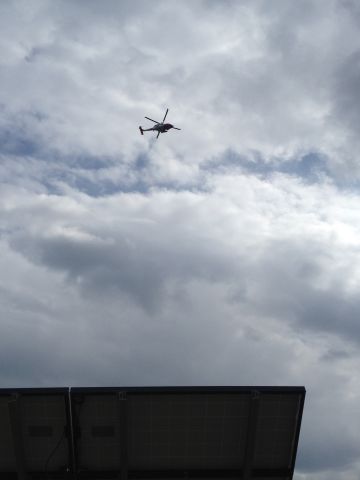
118, 391, 128, 480
243, 391, 260, 479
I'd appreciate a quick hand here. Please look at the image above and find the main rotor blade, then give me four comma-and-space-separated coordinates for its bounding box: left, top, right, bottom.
156, 131, 160, 139
172, 127, 181, 130
162, 108, 169, 123
145, 116, 159, 123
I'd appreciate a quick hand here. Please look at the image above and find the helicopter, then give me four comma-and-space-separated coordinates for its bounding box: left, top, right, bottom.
139, 108, 181, 139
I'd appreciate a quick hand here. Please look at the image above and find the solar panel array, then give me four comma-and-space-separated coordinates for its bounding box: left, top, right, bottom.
0, 387, 305, 480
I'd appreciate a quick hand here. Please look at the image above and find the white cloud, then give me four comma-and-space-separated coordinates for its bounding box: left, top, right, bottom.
0, 0, 359, 168
1, 1, 360, 478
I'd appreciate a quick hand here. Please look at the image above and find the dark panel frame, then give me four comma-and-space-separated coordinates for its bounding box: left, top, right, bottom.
73, 467, 293, 479
70, 386, 305, 395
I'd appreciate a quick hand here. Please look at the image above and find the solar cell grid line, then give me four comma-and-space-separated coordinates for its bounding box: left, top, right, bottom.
253, 393, 305, 480
130, 393, 254, 470
258, 396, 280, 469
275, 395, 296, 469
119, 391, 129, 480
255, 394, 300, 470
79, 394, 122, 471
272, 395, 300, 468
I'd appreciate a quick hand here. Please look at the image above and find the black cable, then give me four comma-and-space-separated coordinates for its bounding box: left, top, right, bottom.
44, 396, 84, 479
44, 427, 66, 479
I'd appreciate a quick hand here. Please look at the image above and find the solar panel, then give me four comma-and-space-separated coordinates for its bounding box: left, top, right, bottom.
0, 387, 305, 479
71, 387, 305, 480
0, 388, 73, 478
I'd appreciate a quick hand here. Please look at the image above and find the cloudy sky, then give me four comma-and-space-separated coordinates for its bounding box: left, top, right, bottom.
1, 0, 360, 478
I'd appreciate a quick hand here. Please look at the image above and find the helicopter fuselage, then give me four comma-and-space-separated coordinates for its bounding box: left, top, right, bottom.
153, 123, 173, 132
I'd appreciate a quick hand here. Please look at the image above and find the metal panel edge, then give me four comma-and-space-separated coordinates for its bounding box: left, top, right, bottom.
288, 388, 306, 479
70, 386, 306, 396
